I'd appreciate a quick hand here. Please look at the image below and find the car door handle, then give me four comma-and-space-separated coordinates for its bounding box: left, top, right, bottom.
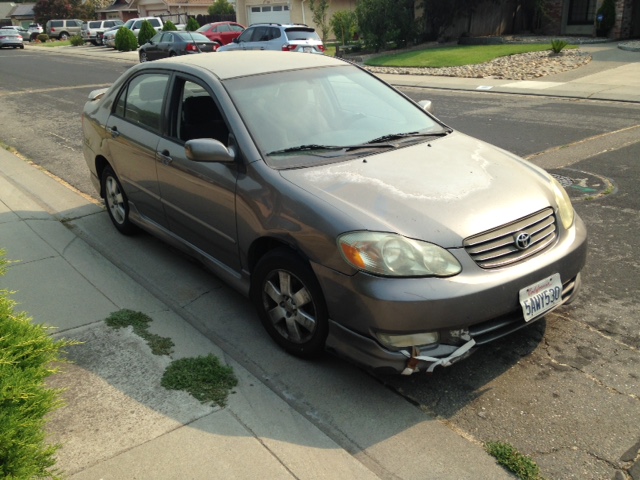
157, 150, 173, 165
108, 126, 120, 138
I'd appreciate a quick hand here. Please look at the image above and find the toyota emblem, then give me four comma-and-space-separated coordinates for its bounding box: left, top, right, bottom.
514, 232, 532, 250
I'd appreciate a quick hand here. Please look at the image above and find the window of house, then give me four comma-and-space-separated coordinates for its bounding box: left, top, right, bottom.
568, 0, 596, 25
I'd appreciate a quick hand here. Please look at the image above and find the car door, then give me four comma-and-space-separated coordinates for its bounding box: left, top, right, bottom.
155, 76, 240, 270
145, 32, 164, 60
233, 26, 256, 50
105, 72, 170, 227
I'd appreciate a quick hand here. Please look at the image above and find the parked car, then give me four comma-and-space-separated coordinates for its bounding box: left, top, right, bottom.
27, 23, 43, 40
101, 25, 123, 48
1, 25, 29, 39
81, 19, 123, 45
125, 17, 163, 38
195, 21, 244, 50
0, 30, 24, 48
45, 19, 84, 40
139, 31, 215, 62
217, 23, 324, 54
81, 52, 586, 374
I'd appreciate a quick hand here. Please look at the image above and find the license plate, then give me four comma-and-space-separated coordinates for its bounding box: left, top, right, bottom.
303, 47, 312, 53
519, 273, 563, 322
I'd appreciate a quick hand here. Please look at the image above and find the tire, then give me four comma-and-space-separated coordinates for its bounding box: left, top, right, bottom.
101, 166, 136, 235
169, 51, 176, 57
251, 248, 329, 358
139, 51, 147, 62
59, 32, 69, 40
20, 45, 24, 49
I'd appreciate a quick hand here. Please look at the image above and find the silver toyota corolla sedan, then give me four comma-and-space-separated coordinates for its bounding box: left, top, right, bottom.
82, 51, 587, 375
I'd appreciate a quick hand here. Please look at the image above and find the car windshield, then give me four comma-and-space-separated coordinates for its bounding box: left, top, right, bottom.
225, 65, 445, 168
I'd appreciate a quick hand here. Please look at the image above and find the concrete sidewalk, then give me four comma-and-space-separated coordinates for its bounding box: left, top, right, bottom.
0, 150, 514, 477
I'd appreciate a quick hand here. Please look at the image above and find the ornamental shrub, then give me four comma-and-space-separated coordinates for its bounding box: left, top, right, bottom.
330, 10, 357, 45
0, 251, 76, 479
69, 34, 85, 46
550, 39, 567, 54
137, 19, 156, 46
37, 33, 49, 42
115, 27, 138, 51
162, 20, 177, 31
186, 17, 200, 32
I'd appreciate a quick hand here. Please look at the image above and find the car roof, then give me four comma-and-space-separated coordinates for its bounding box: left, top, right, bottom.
155, 50, 345, 80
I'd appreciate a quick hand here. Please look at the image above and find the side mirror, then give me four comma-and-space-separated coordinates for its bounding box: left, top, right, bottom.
185, 138, 235, 163
418, 100, 433, 113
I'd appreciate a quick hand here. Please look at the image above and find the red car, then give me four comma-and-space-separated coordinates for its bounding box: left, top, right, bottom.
195, 21, 245, 50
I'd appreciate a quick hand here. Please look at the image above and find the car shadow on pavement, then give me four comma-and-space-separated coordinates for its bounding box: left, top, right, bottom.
374, 319, 546, 418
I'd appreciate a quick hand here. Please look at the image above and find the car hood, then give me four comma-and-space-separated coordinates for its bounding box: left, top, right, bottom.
279, 132, 556, 248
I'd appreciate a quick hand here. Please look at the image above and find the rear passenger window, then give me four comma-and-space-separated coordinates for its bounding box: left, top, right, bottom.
114, 74, 169, 133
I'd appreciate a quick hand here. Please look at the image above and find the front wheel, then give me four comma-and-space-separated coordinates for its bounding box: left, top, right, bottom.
251, 249, 329, 358
139, 51, 147, 62
101, 166, 136, 235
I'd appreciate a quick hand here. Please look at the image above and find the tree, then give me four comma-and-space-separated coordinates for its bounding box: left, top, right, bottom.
208, 0, 234, 15
356, 0, 415, 52
137, 19, 156, 46
162, 20, 177, 31
330, 10, 357, 45
186, 17, 200, 31
309, 0, 330, 42
33, 0, 82, 26
115, 26, 137, 51
418, 0, 477, 40
78, 0, 111, 21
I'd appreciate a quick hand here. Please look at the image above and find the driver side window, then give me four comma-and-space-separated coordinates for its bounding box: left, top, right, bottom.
174, 79, 229, 145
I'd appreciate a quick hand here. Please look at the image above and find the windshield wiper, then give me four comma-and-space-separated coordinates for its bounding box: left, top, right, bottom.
366, 130, 451, 144
267, 143, 395, 156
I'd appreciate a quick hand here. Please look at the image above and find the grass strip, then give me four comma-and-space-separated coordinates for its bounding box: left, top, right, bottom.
161, 354, 238, 407
486, 441, 544, 480
105, 309, 174, 356
366, 44, 576, 68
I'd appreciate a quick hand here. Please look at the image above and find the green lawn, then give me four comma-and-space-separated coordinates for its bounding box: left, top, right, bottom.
33, 40, 72, 47
365, 44, 577, 68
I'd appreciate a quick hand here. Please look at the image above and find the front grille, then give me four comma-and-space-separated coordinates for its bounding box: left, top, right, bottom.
464, 208, 557, 269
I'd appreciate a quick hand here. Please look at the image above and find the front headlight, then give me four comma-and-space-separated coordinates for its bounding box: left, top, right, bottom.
550, 176, 575, 229
337, 232, 462, 277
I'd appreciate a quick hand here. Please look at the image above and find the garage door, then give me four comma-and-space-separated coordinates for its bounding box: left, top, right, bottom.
248, 4, 291, 25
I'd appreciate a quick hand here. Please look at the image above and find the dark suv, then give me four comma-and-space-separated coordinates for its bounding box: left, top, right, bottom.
217, 23, 324, 54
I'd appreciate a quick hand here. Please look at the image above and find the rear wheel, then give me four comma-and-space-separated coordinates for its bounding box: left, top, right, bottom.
169, 51, 176, 57
101, 166, 136, 235
139, 51, 147, 62
251, 248, 329, 358
59, 32, 69, 40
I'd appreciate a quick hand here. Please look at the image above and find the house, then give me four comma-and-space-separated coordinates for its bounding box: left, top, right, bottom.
8, 3, 36, 28
97, 0, 212, 23
429, 0, 639, 40
0, 3, 17, 27
234, 0, 356, 28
